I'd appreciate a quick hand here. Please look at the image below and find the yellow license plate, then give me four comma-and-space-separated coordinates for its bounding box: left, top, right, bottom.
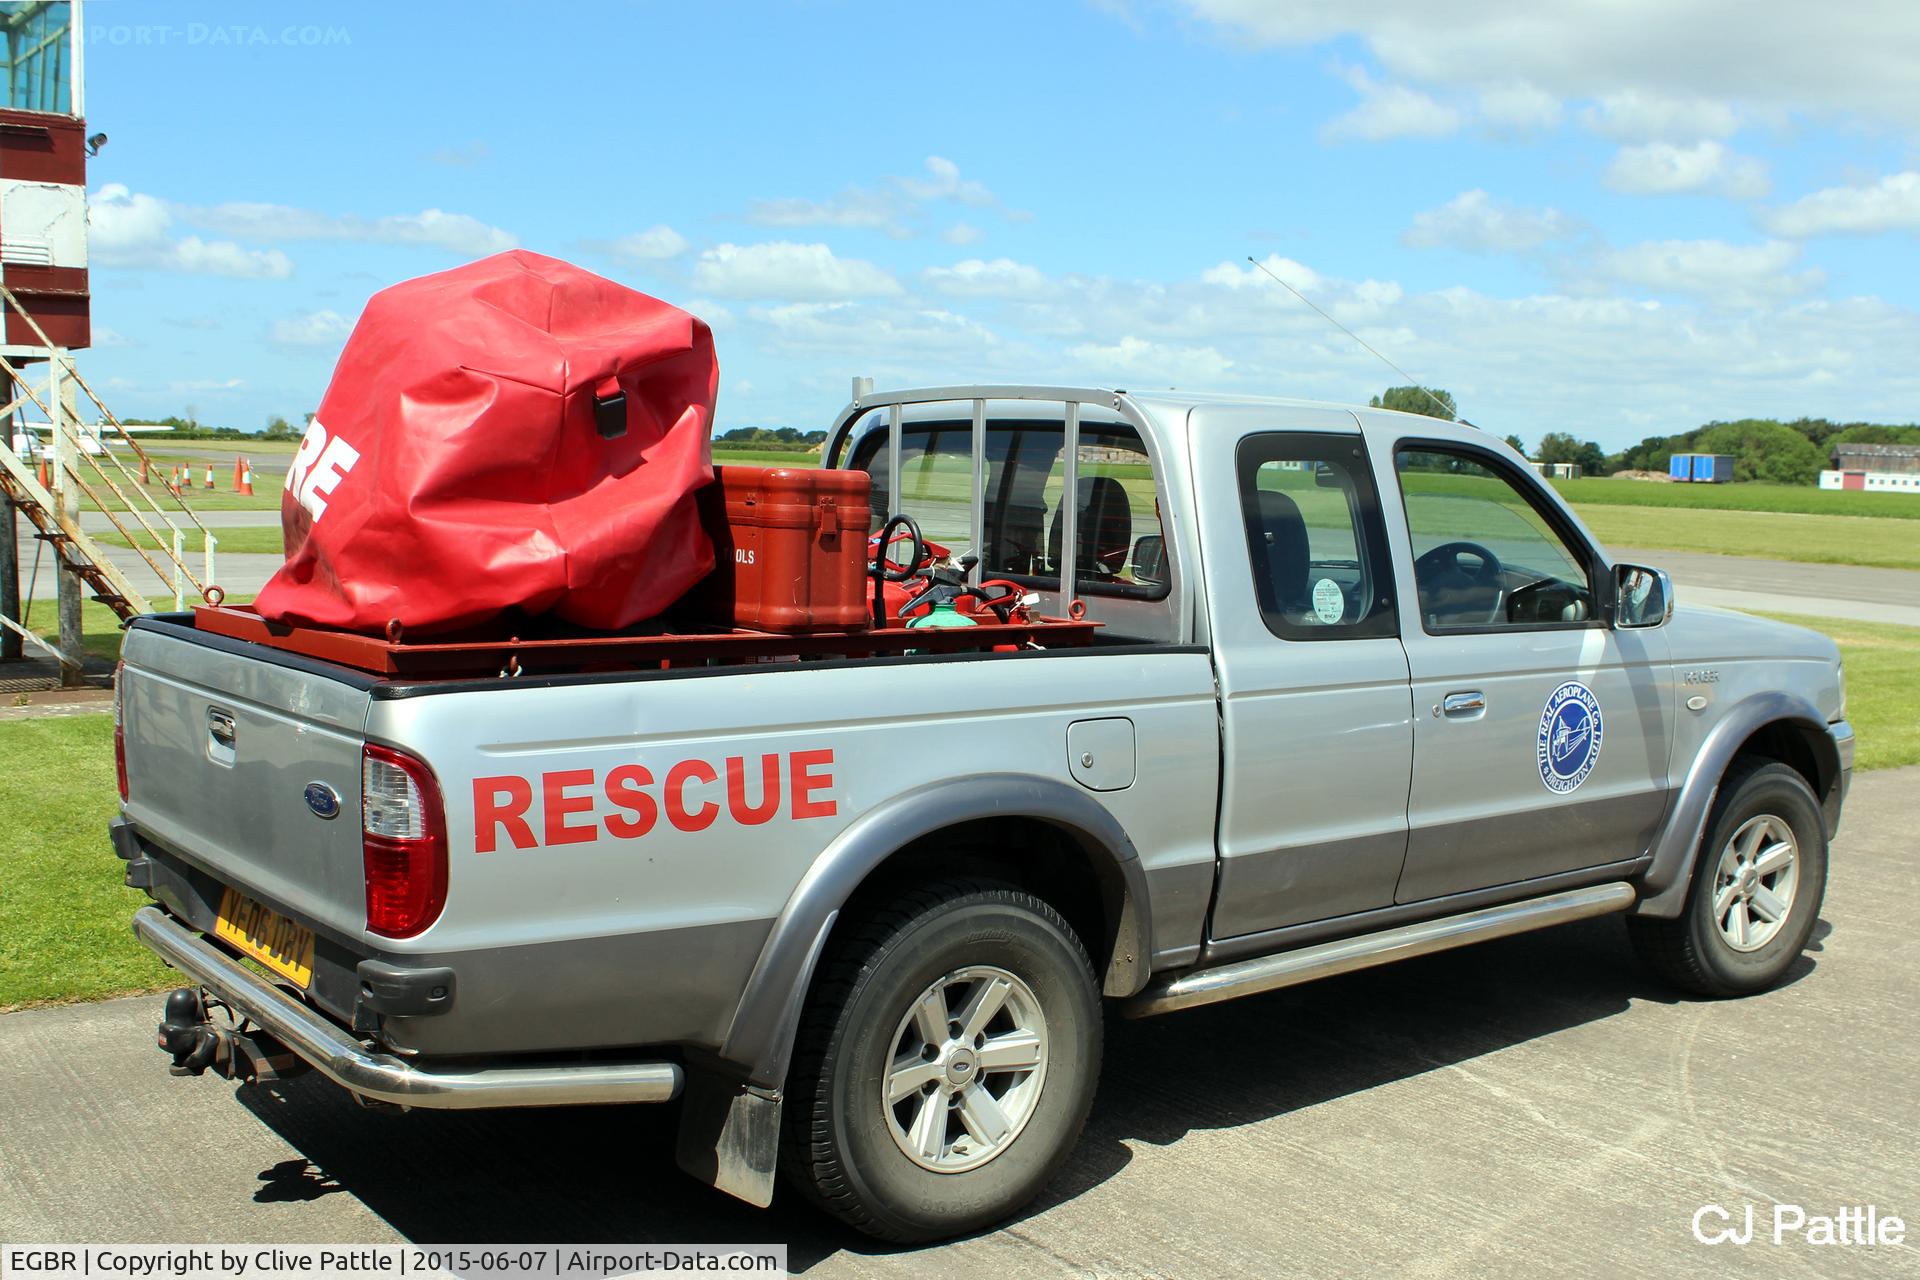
214, 887, 315, 989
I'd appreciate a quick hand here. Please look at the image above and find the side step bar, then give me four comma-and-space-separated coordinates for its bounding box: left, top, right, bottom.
133, 907, 683, 1109
1124, 882, 1636, 1018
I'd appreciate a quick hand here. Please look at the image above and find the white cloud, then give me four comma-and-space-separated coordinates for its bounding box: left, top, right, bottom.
1603, 141, 1769, 198
1404, 190, 1581, 252
185, 201, 517, 256
1323, 65, 1462, 142
270, 309, 353, 346
899, 156, 997, 207
744, 157, 1008, 236
942, 223, 984, 246
600, 225, 690, 261
719, 246, 1920, 447
1175, 1, 1920, 135
1580, 90, 1741, 142
1478, 82, 1563, 133
1068, 335, 1234, 383
692, 242, 902, 300
745, 187, 899, 232
1592, 239, 1822, 302
426, 141, 491, 167
922, 258, 1050, 299
89, 185, 292, 278
749, 300, 999, 359
1201, 255, 1324, 292
1763, 171, 1920, 236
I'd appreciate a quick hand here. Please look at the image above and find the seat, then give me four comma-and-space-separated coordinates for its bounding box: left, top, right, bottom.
986, 501, 1049, 575
1252, 489, 1310, 614
1048, 476, 1133, 578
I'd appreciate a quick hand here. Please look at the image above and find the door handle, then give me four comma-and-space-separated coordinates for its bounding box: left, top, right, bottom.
1441, 691, 1485, 717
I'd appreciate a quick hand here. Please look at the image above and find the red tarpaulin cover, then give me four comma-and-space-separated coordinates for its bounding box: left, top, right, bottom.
254, 251, 717, 635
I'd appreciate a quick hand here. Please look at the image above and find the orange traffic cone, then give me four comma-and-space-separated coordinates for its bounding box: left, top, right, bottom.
37, 458, 50, 488
141, 457, 151, 484
237, 458, 254, 496
204, 464, 215, 490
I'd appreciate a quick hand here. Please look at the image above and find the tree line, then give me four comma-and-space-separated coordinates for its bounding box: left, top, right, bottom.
1371, 386, 1919, 485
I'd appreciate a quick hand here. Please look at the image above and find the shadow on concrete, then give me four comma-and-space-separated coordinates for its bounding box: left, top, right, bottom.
231, 914, 1819, 1271
254, 1157, 343, 1204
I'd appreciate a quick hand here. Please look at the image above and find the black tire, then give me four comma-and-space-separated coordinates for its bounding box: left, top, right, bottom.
781, 878, 1102, 1243
1629, 760, 1828, 997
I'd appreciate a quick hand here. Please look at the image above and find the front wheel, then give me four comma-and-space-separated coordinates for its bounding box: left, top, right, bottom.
781, 879, 1102, 1242
1628, 760, 1829, 997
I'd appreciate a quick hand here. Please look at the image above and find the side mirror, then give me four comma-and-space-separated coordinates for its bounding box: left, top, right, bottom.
1133, 534, 1167, 586
1613, 563, 1673, 629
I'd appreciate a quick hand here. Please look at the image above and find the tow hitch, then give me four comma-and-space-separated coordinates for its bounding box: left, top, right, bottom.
155, 987, 306, 1084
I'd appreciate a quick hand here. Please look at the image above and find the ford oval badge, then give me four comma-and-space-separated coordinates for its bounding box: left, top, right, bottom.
304, 781, 341, 820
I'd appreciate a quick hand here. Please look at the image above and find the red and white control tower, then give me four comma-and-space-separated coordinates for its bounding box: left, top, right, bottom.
0, 0, 89, 351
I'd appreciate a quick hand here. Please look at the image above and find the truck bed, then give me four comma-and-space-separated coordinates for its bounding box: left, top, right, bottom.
116, 612, 1220, 1060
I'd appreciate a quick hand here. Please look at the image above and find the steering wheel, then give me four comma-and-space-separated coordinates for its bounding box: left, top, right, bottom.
1413, 540, 1506, 625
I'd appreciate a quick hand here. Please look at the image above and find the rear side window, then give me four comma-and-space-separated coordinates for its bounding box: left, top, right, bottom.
849, 418, 1169, 600
1237, 433, 1397, 641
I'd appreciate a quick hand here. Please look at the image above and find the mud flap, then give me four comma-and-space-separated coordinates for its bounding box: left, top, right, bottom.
675, 1071, 781, 1207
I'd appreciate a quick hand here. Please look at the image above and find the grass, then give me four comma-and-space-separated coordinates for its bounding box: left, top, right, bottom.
24, 594, 256, 663
1548, 477, 1920, 520
0, 715, 172, 1010
1758, 614, 1920, 772
98, 526, 286, 557
1572, 506, 1920, 571
712, 446, 826, 467
22, 597, 137, 661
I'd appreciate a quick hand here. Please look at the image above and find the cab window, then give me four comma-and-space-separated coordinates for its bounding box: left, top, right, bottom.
1237, 433, 1396, 641
1394, 447, 1596, 632
848, 417, 1169, 600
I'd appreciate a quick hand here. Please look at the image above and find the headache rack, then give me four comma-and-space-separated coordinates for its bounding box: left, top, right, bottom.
191, 603, 1102, 680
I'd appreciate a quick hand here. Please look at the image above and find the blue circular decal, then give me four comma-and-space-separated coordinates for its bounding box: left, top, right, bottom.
1537, 681, 1603, 794
304, 781, 341, 820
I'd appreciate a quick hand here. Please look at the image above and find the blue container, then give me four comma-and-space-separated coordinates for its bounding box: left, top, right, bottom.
1703, 454, 1734, 483
1669, 454, 1691, 480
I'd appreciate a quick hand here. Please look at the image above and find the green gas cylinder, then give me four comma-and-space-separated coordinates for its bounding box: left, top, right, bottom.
905, 600, 978, 630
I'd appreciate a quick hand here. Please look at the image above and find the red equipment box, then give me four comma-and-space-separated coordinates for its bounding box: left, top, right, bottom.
689, 466, 874, 633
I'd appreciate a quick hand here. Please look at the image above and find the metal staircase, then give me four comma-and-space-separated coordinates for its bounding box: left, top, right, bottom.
0, 282, 217, 670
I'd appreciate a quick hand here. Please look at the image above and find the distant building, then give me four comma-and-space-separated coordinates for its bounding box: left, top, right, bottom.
1528, 461, 1581, 479
1821, 442, 1920, 494
1669, 453, 1734, 483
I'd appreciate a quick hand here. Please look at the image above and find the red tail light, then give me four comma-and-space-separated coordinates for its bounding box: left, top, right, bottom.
112, 661, 129, 802
361, 744, 447, 938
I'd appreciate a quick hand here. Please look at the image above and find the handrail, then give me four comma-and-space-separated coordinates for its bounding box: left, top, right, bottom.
0, 281, 218, 614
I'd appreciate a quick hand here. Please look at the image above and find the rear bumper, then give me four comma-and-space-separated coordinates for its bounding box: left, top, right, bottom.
132, 906, 683, 1110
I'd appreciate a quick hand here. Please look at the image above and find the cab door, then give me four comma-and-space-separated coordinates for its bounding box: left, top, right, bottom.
1378, 437, 1672, 903
1195, 407, 1414, 940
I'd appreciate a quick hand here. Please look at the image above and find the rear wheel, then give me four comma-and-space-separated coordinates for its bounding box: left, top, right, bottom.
781, 879, 1102, 1242
1629, 760, 1828, 997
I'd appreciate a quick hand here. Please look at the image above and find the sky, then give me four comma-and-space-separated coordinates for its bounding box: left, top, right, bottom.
77, 0, 1920, 451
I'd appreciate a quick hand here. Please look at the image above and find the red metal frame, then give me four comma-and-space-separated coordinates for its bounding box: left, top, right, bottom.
192, 605, 1103, 679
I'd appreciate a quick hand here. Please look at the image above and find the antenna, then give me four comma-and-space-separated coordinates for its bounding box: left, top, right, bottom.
1244, 255, 1468, 425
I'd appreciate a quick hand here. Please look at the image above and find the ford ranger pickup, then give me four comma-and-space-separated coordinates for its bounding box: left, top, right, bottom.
112, 385, 1853, 1242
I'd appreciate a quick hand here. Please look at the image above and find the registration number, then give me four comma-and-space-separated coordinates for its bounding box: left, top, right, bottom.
214, 887, 315, 988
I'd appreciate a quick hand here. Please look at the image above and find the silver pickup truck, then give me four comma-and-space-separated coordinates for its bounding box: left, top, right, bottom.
114, 385, 1852, 1242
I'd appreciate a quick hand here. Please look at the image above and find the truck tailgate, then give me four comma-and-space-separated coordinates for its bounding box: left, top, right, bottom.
120, 621, 373, 939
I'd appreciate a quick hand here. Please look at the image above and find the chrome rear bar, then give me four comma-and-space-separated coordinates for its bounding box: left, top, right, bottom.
1125, 882, 1636, 1018
133, 907, 683, 1109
